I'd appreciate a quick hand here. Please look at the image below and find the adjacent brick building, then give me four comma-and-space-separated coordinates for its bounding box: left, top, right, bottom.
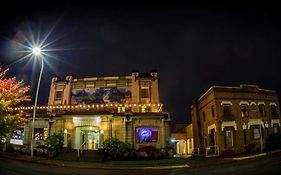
191, 84, 281, 155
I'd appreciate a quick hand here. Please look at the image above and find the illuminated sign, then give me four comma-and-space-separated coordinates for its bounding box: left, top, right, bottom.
136, 128, 158, 143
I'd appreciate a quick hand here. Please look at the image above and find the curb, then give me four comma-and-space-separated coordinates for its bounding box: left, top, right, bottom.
0, 155, 190, 170
232, 149, 281, 161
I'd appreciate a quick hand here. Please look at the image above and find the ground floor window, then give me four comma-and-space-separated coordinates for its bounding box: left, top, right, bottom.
273, 124, 280, 134
251, 125, 262, 140
34, 128, 48, 140
224, 129, 234, 148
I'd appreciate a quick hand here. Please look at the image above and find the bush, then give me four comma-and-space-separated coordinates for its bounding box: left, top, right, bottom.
45, 133, 64, 158
103, 138, 130, 159
266, 133, 281, 150
137, 146, 157, 153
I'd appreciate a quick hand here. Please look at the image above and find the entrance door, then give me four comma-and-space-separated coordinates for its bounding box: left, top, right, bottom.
81, 130, 100, 150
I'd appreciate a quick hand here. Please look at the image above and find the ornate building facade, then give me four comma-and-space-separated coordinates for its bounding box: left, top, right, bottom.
12, 71, 171, 151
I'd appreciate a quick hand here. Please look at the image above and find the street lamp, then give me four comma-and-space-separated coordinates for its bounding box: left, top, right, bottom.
30, 46, 44, 160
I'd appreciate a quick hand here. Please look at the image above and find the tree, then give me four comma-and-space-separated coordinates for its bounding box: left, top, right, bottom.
0, 68, 30, 143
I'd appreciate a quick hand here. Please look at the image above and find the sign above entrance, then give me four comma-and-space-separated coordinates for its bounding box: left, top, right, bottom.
73, 117, 101, 127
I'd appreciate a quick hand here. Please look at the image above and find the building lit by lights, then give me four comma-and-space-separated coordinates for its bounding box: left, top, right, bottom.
191, 84, 281, 156
12, 70, 171, 153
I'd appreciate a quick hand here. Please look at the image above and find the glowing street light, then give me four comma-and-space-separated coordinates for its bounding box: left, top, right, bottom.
32, 46, 41, 56
30, 45, 44, 160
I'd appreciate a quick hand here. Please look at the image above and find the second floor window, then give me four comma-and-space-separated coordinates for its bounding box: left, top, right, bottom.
211, 105, 215, 117
223, 104, 232, 117
258, 104, 266, 117
55, 91, 63, 100
241, 104, 249, 117
141, 88, 149, 98
271, 105, 278, 118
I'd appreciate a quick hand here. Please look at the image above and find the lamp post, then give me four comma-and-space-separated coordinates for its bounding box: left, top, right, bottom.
30, 46, 44, 160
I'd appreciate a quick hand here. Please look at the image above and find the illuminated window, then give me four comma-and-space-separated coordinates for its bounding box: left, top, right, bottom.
141, 88, 149, 98
241, 104, 249, 117
34, 128, 48, 140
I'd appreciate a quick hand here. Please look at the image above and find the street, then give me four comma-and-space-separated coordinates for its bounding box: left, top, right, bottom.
0, 153, 280, 175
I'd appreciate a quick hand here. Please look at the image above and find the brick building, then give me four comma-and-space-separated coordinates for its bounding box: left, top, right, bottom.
191, 84, 281, 156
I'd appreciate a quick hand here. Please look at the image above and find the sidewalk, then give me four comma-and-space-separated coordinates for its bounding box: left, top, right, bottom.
1, 149, 280, 170
0, 153, 189, 170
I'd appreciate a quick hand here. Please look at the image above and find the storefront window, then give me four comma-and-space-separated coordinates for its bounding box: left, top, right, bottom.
34, 128, 48, 140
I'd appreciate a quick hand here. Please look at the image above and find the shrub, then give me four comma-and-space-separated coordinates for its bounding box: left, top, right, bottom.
266, 133, 281, 150
103, 138, 130, 159
137, 146, 157, 153
45, 133, 64, 158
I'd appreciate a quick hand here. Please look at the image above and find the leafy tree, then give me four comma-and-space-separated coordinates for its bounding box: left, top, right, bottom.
0, 68, 30, 142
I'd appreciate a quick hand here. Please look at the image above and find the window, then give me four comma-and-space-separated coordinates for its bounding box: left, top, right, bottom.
273, 124, 279, 134
223, 104, 232, 118
202, 112, 206, 122
141, 88, 149, 98
225, 130, 234, 148
271, 105, 278, 118
211, 106, 215, 117
55, 91, 63, 100
34, 128, 48, 140
258, 104, 266, 117
241, 104, 249, 117
251, 125, 262, 140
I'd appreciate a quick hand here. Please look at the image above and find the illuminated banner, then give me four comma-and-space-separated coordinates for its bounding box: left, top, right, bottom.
71, 87, 131, 104
136, 128, 158, 143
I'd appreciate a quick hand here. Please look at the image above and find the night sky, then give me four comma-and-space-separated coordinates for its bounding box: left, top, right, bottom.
0, 1, 281, 123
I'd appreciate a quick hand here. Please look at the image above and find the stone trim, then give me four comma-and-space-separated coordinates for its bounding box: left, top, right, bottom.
221, 121, 237, 131
257, 101, 265, 105
269, 102, 277, 106
247, 119, 264, 129
221, 101, 232, 106
271, 119, 281, 127
239, 101, 249, 105
207, 124, 217, 134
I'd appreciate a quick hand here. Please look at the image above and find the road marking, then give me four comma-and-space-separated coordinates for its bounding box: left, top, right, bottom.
143, 164, 190, 170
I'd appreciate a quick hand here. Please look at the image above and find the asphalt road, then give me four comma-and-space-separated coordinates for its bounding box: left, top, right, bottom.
0, 153, 280, 175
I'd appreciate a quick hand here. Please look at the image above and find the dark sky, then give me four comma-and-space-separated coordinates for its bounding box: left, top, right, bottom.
0, 1, 281, 123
